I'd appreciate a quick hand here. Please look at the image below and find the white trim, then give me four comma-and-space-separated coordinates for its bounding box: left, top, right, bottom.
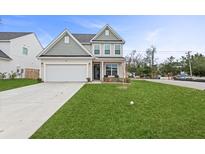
86, 63, 89, 77
81, 42, 91, 45
99, 44, 101, 56
44, 62, 90, 65
91, 41, 124, 44
38, 56, 93, 60
123, 61, 126, 78
43, 62, 46, 81
91, 24, 125, 43
0, 57, 11, 61
90, 62, 93, 81
101, 61, 104, 81
37, 29, 94, 57
44, 62, 88, 82
37, 29, 66, 57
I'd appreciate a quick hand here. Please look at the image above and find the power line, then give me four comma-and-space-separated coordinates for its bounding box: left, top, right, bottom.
123, 50, 205, 53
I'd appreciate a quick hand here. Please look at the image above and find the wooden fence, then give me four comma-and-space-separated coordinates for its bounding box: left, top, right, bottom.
25, 68, 39, 79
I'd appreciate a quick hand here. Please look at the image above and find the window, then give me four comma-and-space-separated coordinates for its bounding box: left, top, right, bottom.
115, 44, 121, 55
105, 30, 109, 36
94, 44, 100, 54
104, 44, 110, 54
106, 64, 118, 76
22, 47, 28, 55
64, 36, 69, 44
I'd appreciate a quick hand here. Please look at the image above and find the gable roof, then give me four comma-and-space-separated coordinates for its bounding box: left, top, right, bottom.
0, 49, 12, 60
38, 29, 94, 58
91, 24, 125, 43
0, 32, 32, 40
72, 34, 95, 44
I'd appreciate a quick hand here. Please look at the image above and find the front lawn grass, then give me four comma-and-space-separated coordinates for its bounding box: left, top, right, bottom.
0, 79, 39, 92
31, 80, 205, 139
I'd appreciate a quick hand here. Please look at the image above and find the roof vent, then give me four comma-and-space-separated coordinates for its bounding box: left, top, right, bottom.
64, 36, 69, 44
105, 30, 109, 36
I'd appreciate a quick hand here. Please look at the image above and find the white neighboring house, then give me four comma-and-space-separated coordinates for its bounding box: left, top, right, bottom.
0, 32, 43, 78
38, 24, 126, 82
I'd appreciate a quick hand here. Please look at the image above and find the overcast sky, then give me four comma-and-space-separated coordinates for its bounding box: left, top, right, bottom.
1, 15, 205, 63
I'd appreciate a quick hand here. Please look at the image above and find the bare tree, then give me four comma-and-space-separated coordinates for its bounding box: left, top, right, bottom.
145, 45, 157, 78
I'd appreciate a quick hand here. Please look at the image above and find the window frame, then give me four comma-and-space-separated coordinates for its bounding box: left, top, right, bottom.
22, 47, 28, 55
106, 63, 118, 76
104, 44, 111, 55
114, 44, 121, 55
93, 44, 100, 55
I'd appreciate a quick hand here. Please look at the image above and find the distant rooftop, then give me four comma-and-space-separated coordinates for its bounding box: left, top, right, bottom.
0, 32, 32, 40
72, 33, 96, 44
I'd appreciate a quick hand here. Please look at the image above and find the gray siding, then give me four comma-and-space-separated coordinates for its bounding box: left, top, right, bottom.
45, 34, 89, 55
95, 27, 119, 41
83, 44, 92, 52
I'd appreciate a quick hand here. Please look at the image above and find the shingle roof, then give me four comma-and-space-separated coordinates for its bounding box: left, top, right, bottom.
0, 50, 12, 60
40, 55, 91, 57
0, 32, 32, 40
72, 34, 96, 44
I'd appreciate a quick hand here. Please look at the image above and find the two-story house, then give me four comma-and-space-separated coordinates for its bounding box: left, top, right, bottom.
37, 24, 126, 82
0, 32, 43, 78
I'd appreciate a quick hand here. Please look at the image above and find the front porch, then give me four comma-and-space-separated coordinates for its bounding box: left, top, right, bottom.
92, 58, 126, 81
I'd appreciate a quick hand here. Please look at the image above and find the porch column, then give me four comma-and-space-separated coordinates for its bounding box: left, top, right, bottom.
101, 61, 104, 81
90, 62, 93, 81
123, 61, 126, 78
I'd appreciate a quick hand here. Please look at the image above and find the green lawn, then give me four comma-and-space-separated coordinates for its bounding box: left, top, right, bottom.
0, 79, 39, 92
31, 80, 205, 139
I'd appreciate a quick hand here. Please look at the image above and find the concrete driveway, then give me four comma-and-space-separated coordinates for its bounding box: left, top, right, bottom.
146, 79, 205, 90
0, 82, 84, 139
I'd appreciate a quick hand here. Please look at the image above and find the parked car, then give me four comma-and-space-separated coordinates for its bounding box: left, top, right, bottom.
174, 73, 191, 80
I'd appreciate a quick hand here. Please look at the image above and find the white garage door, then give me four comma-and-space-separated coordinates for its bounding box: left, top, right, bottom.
45, 64, 87, 82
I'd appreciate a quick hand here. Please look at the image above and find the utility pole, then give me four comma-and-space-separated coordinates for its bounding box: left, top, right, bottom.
187, 51, 192, 77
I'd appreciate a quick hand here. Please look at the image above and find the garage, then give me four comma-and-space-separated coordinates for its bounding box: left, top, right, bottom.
45, 64, 87, 82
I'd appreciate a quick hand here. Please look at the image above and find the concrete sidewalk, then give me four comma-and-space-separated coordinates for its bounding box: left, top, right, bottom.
145, 79, 205, 90
0, 82, 84, 139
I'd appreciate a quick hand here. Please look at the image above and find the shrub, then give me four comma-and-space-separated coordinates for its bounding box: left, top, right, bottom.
104, 77, 122, 82
8, 71, 17, 79
86, 77, 91, 82
37, 78, 42, 83
0, 72, 7, 79
124, 78, 131, 83
115, 75, 119, 78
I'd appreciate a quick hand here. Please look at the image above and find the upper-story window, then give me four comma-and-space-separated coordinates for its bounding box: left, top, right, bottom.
22, 47, 28, 55
64, 36, 69, 44
115, 44, 121, 55
105, 30, 109, 36
94, 44, 100, 55
104, 44, 110, 55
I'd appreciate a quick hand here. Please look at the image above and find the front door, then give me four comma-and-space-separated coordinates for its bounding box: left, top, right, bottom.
94, 64, 100, 80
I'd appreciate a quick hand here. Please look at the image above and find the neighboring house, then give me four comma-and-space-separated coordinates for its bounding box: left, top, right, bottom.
0, 32, 43, 78
37, 24, 126, 82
